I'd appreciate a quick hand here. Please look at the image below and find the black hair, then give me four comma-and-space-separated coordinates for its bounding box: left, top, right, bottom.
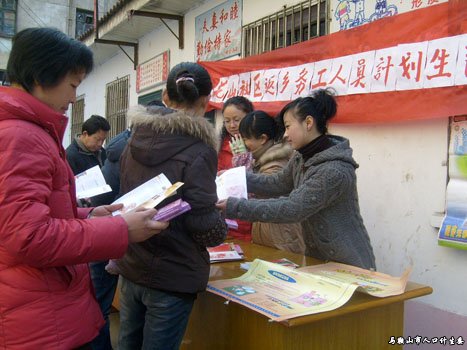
239, 110, 283, 142
222, 96, 254, 114
221, 96, 254, 140
6, 27, 93, 93
166, 62, 212, 106
82, 115, 110, 135
276, 88, 337, 134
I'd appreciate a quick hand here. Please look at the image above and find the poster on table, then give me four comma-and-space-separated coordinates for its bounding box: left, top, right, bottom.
195, 0, 242, 61
208, 259, 410, 322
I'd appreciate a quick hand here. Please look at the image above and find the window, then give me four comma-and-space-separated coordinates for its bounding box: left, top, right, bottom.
242, 0, 328, 57
0, 69, 9, 86
75, 8, 93, 38
70, 96, 85, 143
0, 0, 17, 38
106, 75, 129, 140
138, 90, 163, 106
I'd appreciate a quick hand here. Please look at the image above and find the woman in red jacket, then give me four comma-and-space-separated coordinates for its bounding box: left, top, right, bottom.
0, 27, 167, 350
217, 96, 254, 240
217, 96, 254, 172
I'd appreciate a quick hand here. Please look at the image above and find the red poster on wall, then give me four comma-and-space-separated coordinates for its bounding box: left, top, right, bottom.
200, 2, 467, 123
136, 51, 169, 93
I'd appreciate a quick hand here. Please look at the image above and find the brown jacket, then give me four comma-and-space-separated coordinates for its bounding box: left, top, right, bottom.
251, 141, 305, 254
117, 106, 227, 294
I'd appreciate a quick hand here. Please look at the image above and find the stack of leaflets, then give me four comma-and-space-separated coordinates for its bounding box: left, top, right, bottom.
225, 219, 239, 229
153, 199, 191, 221
208, 242, 244, 263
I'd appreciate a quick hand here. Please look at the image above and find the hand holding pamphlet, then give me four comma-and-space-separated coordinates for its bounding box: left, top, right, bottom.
153, 199, 191, 221
75, 165, 112, 199
216, 166, 247, 201
111, 173, 183, 216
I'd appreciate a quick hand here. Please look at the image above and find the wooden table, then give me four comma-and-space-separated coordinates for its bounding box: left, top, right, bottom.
181, 241, 432, 350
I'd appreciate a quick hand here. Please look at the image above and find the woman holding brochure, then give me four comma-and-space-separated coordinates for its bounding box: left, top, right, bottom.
217, 89, 376, 270
0, 28, 167, 349
218, 96, 255, 241
117, 62, 228, 350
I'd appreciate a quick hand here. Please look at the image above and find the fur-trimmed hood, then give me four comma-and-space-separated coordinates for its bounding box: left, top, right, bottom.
127, 105, 218, 167
254, 141, 293, 169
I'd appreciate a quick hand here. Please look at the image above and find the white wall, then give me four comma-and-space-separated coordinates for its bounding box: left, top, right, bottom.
332, 119, 467, 315
76, 0, 467, 321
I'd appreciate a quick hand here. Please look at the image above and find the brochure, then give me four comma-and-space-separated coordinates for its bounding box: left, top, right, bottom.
216, 166, 247, 201
111, 173, 183, 215
208, 242, 244, 263
225, 219, 239, 230
75, 165, 112, 199
153, 199, 191, 221
207, 259, 411, 322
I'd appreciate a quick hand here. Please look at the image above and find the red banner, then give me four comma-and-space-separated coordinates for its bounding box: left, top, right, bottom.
200, 1, 467, 123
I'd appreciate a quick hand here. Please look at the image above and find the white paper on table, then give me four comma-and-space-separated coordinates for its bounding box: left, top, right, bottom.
75, 165, 112, 199
216, 166, 247, 201
111, 173, 183, 215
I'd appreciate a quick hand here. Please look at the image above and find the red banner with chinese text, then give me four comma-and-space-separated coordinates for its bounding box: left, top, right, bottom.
200, 1, 467, 123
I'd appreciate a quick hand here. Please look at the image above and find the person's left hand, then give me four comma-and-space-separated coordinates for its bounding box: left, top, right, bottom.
229, 134, 247, 155
88, 203, 124, 218
215, 199, 228, 214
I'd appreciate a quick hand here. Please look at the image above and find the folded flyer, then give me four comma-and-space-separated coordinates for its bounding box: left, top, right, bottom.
111, 173, 183, 215
208, 259, 412, 322
216, 166, 248, 201
75, 165, 112, 199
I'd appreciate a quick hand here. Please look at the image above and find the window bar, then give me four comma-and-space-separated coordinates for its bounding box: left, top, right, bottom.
256, 22, 260, 55
299, 3, 303, 43
324, 0, 328, 36
316, 0, 320, 37
259, 23, 263, 54
275, 13, 279, 49
249, 24, 253, 57
242, 27, 248, 57
308, 0, 311, 40
261, 21, 266, 53
291, 7, 295, 45
269, 18, 273, 52
282, 7, 286, 48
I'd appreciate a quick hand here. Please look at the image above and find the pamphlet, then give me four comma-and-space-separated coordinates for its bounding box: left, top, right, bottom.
111, 173, 183, 215
207, 259, 411, 322
271, 258, 299, 269
208, 242, 244, 263
153, 199, 191, 221
75, 165, 112, 199
225, 219, 239, 230
216, 166, 247, 201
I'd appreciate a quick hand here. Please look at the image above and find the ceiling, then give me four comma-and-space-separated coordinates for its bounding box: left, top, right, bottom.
82, 0, 205, 67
